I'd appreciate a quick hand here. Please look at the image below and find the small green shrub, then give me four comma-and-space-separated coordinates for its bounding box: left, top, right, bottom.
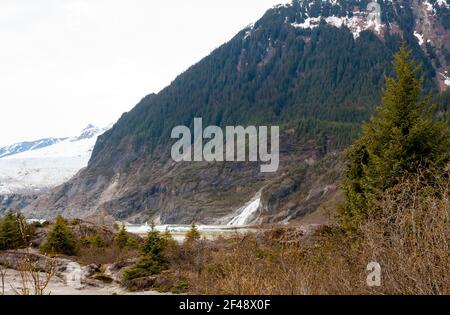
71, 218, 81, 226
90, 235, 106, 249
122, 255, 165, 280
172, 279, 190, 293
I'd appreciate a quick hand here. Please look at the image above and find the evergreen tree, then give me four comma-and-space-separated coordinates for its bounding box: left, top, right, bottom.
90, 234, 106, 249
114, 225, 129, 250
40, 215, 76, 255
162, 229, 177, 248
0, 210, 27, 250
123, 224, 168, 280
141, 225, 167, 263
339, 47, 450, 230
185, 222, 201, 244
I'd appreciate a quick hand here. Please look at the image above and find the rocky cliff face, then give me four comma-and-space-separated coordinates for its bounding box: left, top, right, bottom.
23, 133, 342, 224
20, 0, 449, 224
0, 194, 38, 217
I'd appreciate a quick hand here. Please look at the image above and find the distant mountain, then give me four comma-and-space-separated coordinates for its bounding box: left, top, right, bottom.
74, 124, 107, 141
22, 0, 450, 224
0, 138, 67, 159
0, 125, 109, 195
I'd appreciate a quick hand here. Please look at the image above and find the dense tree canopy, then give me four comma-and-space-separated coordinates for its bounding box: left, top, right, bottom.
339, 47, 450, 230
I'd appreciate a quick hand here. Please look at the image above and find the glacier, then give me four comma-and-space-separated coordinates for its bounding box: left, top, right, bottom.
0, 125, 109, 194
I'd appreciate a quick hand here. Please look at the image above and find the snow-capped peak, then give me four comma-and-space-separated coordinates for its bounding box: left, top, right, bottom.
1, 125, 107, 160
72, 124, 108, 142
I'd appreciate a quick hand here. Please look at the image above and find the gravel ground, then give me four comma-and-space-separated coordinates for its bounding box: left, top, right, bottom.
1, 268, 167, 296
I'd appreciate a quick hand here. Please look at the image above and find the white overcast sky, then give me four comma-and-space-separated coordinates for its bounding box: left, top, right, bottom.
0, 0, 290, 146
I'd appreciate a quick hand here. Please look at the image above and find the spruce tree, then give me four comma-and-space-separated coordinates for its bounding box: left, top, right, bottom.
185, 222, 201, 244
40, 215, 76, 255
114, 225, 129, 250
162, 229, 177, 248
0, 210, 27, 250
123, 224, 168, 280
339, 47, 450, 230
141, 226, 167, 263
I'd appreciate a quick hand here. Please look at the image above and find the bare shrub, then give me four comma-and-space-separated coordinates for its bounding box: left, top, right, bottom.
0, 264, 6, 295
359, 174, 449, 294
77, 244, 137, 266
184, 173, 449, 295
9, 217, 58, 295
12, 254, 58, 295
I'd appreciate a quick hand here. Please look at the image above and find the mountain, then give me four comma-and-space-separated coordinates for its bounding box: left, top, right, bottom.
0, 138, 67, 159
21, 0, 450, 224
0, 125, 109, 196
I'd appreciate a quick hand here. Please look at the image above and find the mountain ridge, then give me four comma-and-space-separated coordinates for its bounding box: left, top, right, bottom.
0, 138, 67, 159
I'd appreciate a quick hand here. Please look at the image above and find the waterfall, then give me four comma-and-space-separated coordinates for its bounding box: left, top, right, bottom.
228, 191, 261, 227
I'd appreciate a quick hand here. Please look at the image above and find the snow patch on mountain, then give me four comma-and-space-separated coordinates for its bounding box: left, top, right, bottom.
436, 0, 450, 9
291, 16, 321, 29
243, 23, 255, 40
424, 1, 434, 12
272, 1, 293, 9
441, 72, 450, 86
414, 31, 424, 45
422, 0, 450, 14
0, 125, 109, 194
290, 12, 384, 39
